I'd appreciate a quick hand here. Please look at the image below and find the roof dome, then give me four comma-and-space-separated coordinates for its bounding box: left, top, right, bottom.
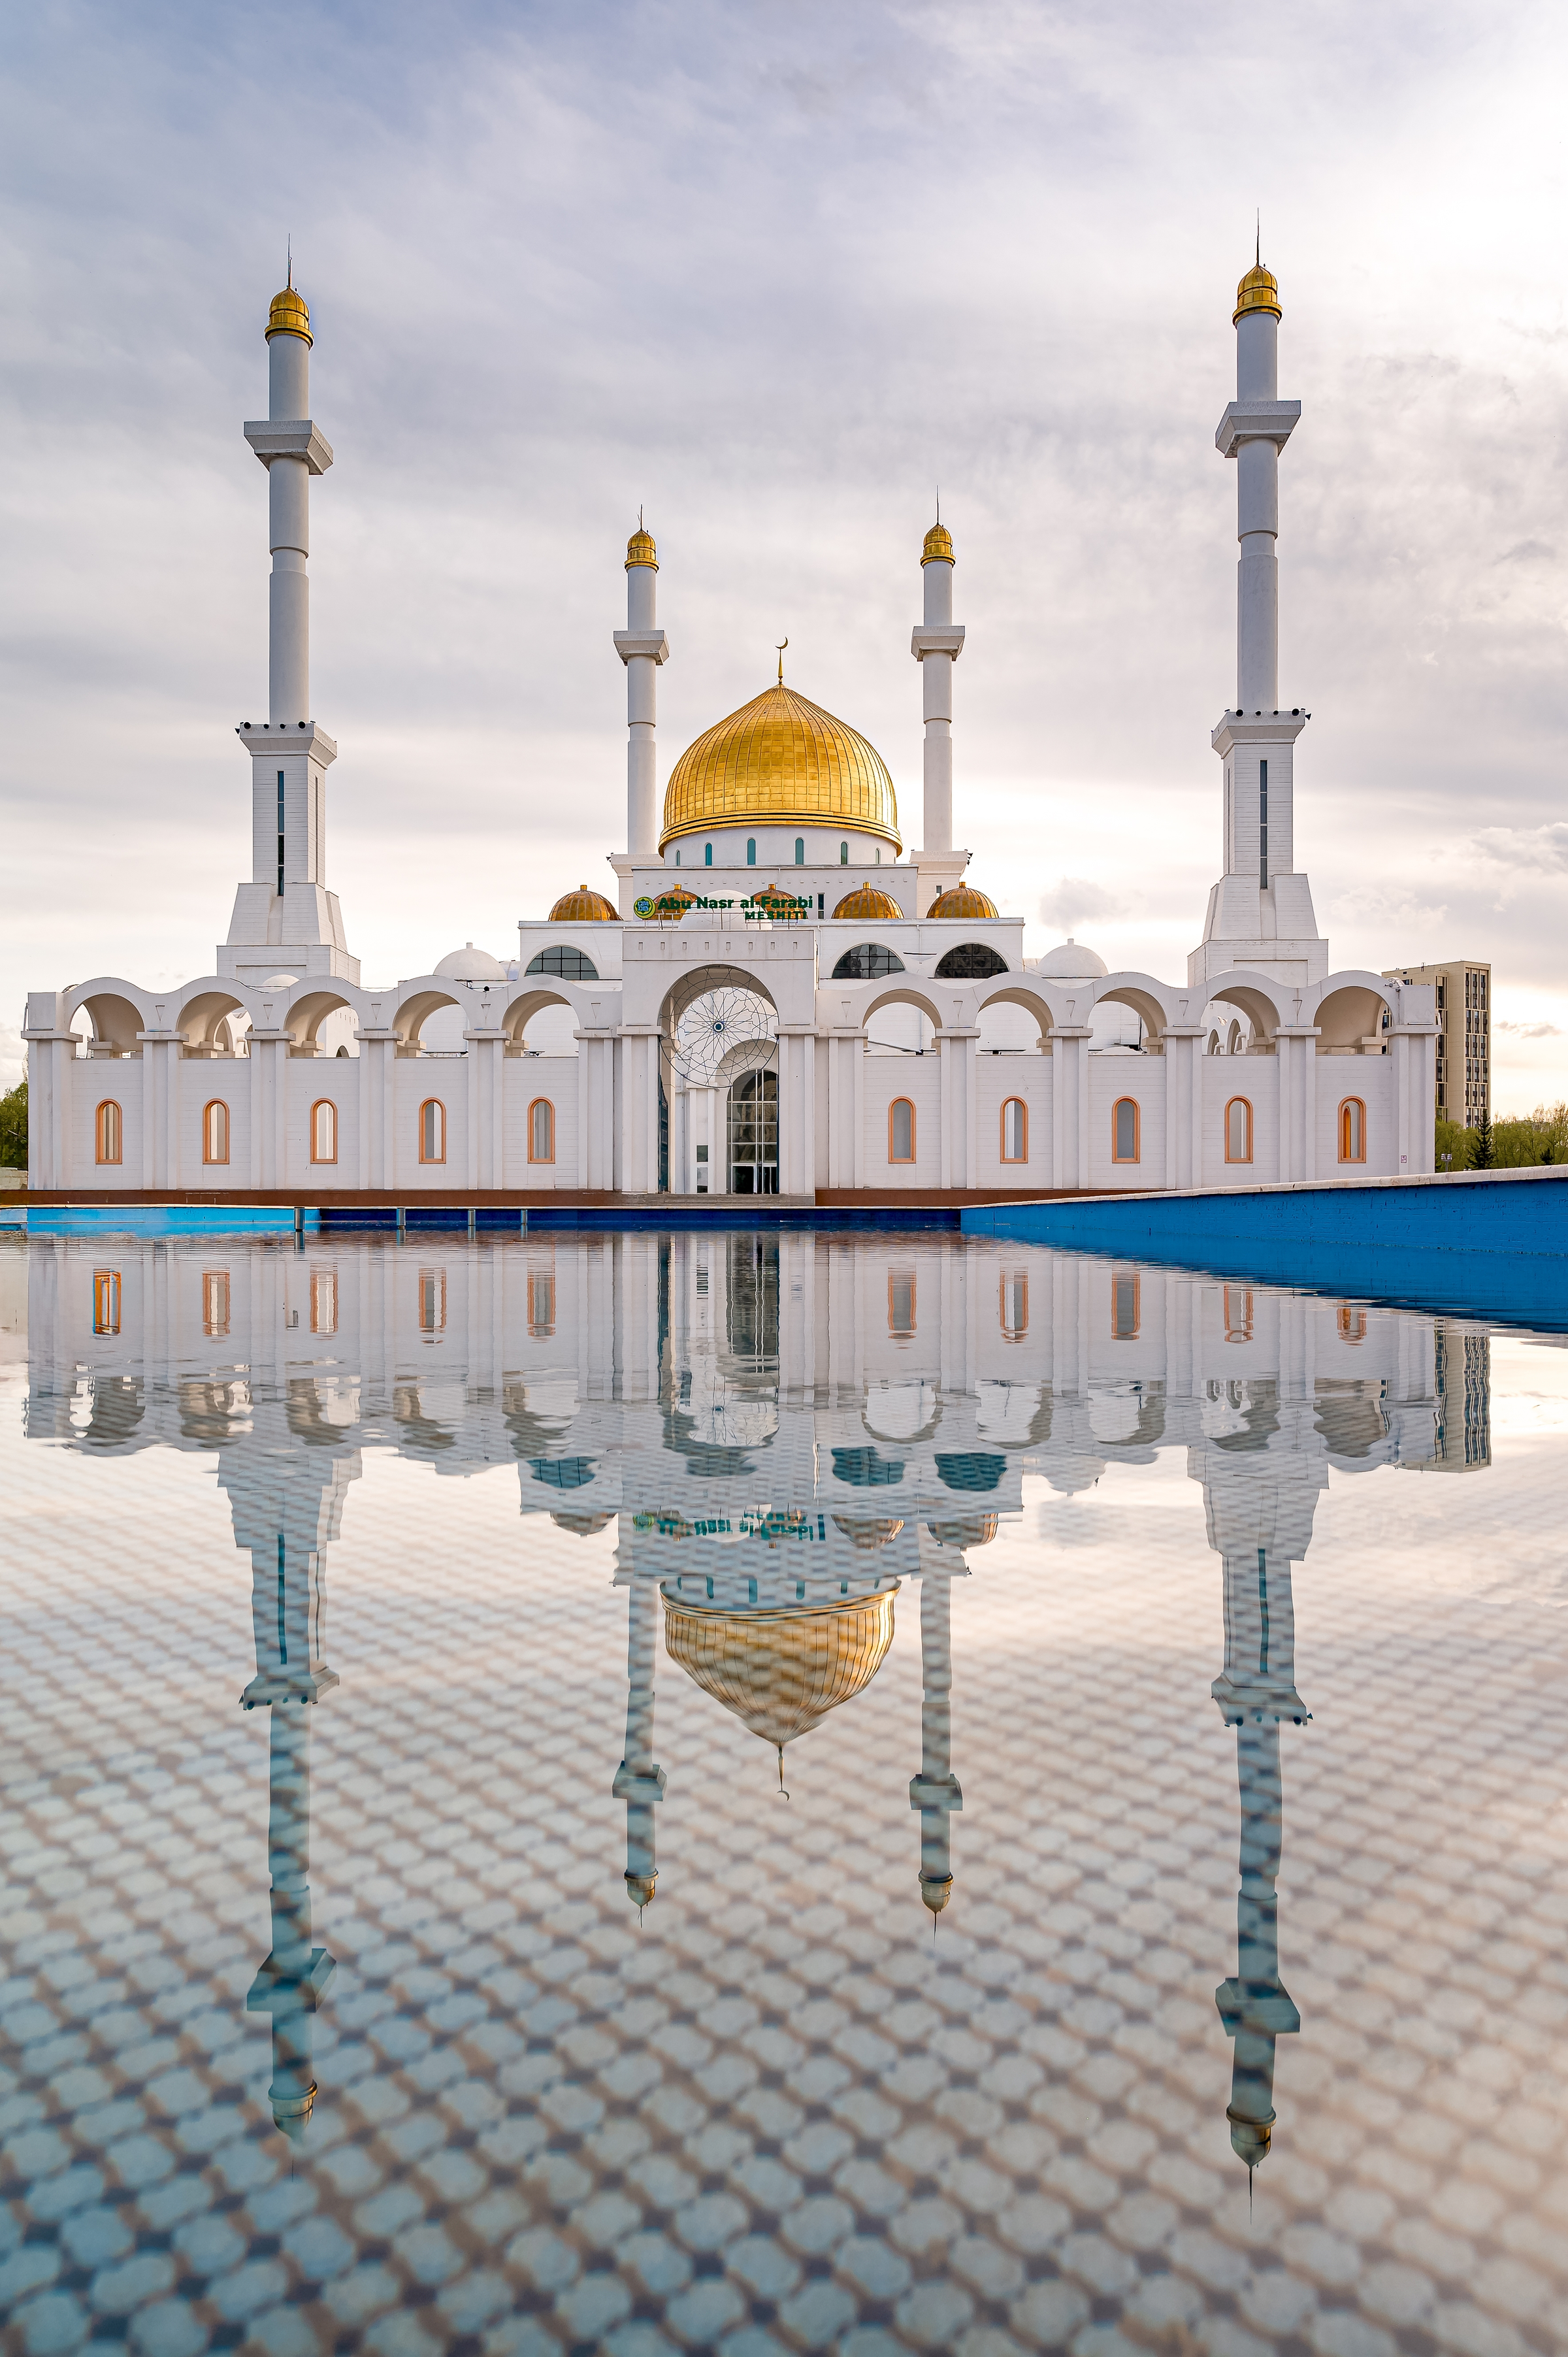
266, 285, 312, 345
832, 1516, 905, 1550
926, 1513, 999, 1549
626, 526, 657, 570
1036, 936, 1107, 978
549, 885, 619, 923
927, 883, 998, 919
1233, 261, 1281, 325
635, 882, 698, 921
661, 683, 900, 853
662, 1589, 896, 1750
433, 941, 507, 981
922, 522, 955, 566
833, 883, 903, 921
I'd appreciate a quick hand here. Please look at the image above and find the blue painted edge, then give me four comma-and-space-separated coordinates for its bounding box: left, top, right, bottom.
25, 1207, 320, 1238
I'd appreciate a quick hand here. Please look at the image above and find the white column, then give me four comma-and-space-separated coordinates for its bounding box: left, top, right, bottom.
939, 1032, 953, 1191
614, 529, 669, 858
912, 525, 964, 855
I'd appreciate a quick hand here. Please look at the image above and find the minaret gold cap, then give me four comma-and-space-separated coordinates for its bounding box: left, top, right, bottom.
266, 285, 312, 345
1233, 262, 1281, 325
626, 526, 658, 570
921, 521, 955, 567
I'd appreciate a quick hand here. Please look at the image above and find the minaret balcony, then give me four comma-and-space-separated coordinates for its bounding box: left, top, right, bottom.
1215, 400, 1301, 455
243, 420, 334, 474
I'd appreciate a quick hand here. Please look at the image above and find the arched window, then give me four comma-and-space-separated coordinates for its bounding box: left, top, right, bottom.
889, 1098, 915, 1162
527, 946, 598, 980
746, 838, 757, 866
794, 838, 804, 866
419, 1098, 446, 1163
888, 1270, 916, 1335
1224, 1285, 1253, 1342
418, 1267, 446, 1333
1112, 1097, 1139, 1163
202, 1270, 229, 1338
1001, 1273, 1028, 1340
1224, 1096, 1252, 1164
1112, 1272, 1140, 1339
934, 942, 1007, 980
1207, 1030, 1220, 1055
310, 1099, 337, 1164
1001, 1098, 1028, 1162
528, 1270, 555, 1337
95, 1100, 122, 1165
203, 1100, 230, 1166
529, 1098, 555, 1163
1339, 1097, 1365, 1163
310, 1269, 337, 1335
675, 848, 681, 866
93, 1269, 120, 1336
704, 842, 713, 866
831, 943, 904, 980
840, 841, 849, 864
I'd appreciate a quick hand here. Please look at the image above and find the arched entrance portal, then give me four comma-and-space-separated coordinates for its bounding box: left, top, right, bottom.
728, 1070, 779, 1194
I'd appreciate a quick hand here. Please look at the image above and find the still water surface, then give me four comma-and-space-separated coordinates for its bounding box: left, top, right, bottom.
3, 1230, 1567, 2357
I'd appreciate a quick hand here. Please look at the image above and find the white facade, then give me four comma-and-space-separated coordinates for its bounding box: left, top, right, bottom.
25, 260, 1437, 1200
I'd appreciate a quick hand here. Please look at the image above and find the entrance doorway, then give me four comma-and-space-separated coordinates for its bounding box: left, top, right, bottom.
728, 1070, 779, 1194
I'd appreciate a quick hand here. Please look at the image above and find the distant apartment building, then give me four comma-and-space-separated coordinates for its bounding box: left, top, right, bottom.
1382, 960, 1490, 1125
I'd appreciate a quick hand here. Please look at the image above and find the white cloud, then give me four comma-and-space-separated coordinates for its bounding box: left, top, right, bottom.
1473, 825, 1568, 875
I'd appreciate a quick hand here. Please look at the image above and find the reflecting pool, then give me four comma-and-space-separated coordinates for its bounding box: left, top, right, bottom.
3, 1229, 1567, 2356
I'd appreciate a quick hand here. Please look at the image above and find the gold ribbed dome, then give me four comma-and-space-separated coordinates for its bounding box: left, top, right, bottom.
927, 883, 998, 919
636, 883, 698, 922
922, 522, 955, 566
266, 286, 312, 345
1233, 263, 1281, 325
926, 1514, 998, 1549
548, 884, 619, 922
661, 684, 900, 853
832, 1516, 905, 1550
833, 883, 903, 921
663, 1589, 896, 1750
626, 527, 658, 570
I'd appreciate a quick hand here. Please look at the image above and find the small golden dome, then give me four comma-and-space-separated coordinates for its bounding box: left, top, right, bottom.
922, 522, 955, 567
832, 1515, 904, 1550
663, 1589, 896, 1750
1233, 262, 1281, 325
636, 883, 698, 922
661, 683, 900, 853
266, 286, 312, 346
832, 883, 903, 921
626, 527, 658, 570
921, 1873, 954, 1917
927, 883, 999, 919
926, 1513, 999, 1549
548, 884, 619, 923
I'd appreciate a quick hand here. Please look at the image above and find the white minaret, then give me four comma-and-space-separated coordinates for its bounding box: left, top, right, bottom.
909, 1563, 963, 1917
1190, 255, 1327, 990
615, 523, 668, 859
910, 519, 968, 907
221, 273, 357, 986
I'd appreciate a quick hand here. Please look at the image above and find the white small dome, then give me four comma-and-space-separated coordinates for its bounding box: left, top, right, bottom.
261, 973, 299, 991
1036, 936, 1108, 979
434, 942, 507, 982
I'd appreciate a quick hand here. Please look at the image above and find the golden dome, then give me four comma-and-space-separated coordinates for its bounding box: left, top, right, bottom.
927, 883, 998, 919
1233, 262, 1281, 325
922, 522, 955, 566
661, 683, 900, 853
626, 527, 658, 570
926, 1513, 998, 1549
832, 1515, 904, 1550
663, 1589, 896, 1750
635, 883, 698, 923
548, 884, 619, 922
266, 286, 312, 345
832, 883, 903, 922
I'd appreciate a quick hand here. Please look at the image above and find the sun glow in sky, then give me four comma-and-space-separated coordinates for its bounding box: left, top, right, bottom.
3, 1, 1566, 1106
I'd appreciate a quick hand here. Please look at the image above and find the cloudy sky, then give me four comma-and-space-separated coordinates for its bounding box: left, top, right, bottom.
4, 0, 1565, 1106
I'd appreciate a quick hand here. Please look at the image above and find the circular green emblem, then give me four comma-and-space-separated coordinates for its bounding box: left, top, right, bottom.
634, 897, 655, 919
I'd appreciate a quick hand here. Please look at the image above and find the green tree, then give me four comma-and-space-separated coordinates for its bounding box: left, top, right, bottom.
0, 1080, 25, 1170
1434, 1115, 1469, 1174
1471, 1108, 1495, 1170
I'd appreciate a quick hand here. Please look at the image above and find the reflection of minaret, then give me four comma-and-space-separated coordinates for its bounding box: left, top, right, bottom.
612, 1580, 666, 1912
1212, 1544, 1307, 2179
909, 1565, 962, 1916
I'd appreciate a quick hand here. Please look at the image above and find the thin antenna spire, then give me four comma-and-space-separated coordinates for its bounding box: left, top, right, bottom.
776, 1743, 789, 1798
1256, 210, 1260, 267
935, 482, 940, 525
287, 237, 293, 290
638, 503, 644, 530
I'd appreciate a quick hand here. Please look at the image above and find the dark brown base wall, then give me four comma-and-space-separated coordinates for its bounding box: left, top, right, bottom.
19, 1185, 1113, 1211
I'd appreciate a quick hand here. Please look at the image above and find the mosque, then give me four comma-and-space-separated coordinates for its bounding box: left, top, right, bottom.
24, 258, 1438, 1200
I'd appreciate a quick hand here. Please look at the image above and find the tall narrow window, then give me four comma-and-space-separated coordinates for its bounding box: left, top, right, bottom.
529, 1098, 555, 1164
1112, 1097, 1139, 1164
528, 1269, 555, 1338
202, 1270, 230, 1338
277, 770, 286, 897
746, 838, 756, 865
840, 841, 849, 864
310, 1098, 337, 1164
95, 1100, 122, 1165
1224, 1096, 1252, 1164
418, 1268, 446, 1334
419, 1098, 446, 1163
889, 1098, 915, 1162
1224, 1285, 1254, 1342
888, 1270, 916, 1336
1001, 1098, 1028, 1162
93, 1269, 121, 1336
704, 842, 713, 866
794, 838, 805, 865
310, 1268, 338, 1336
1258, 758, 1269, 889
1112, 1273, 1140, 1339
1001, 1273, 1028, 1340
203, 1100, 230, 1166
1339, 1097, 1365, 1164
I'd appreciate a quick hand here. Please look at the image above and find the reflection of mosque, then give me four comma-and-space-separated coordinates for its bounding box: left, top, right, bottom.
25, 1235, 1490, 2152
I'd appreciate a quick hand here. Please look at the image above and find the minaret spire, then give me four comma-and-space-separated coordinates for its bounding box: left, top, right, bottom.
911, 514, 964, 859
909, 1555, 963, 1917
612, 1577, 667, 1911
615, 521, 669, 859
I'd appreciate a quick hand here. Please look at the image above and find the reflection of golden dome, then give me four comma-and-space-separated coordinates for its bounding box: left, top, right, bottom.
922, 522, 955, 566
549, 885, 619, 922
927, 883, 998, 919
833, 883, 903, 921
832, 1516, 904, 1550
664, 1589, 896, 1749
626, 527, 658, 570
926, 1514, 998, 1549
267, 286, 312, 345
1233, 263, 1281, 325
551, 1510, 615, 1536
661, 684, 900, 853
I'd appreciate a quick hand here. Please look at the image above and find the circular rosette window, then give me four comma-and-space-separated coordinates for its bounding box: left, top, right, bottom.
665, 985, 778, 1087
